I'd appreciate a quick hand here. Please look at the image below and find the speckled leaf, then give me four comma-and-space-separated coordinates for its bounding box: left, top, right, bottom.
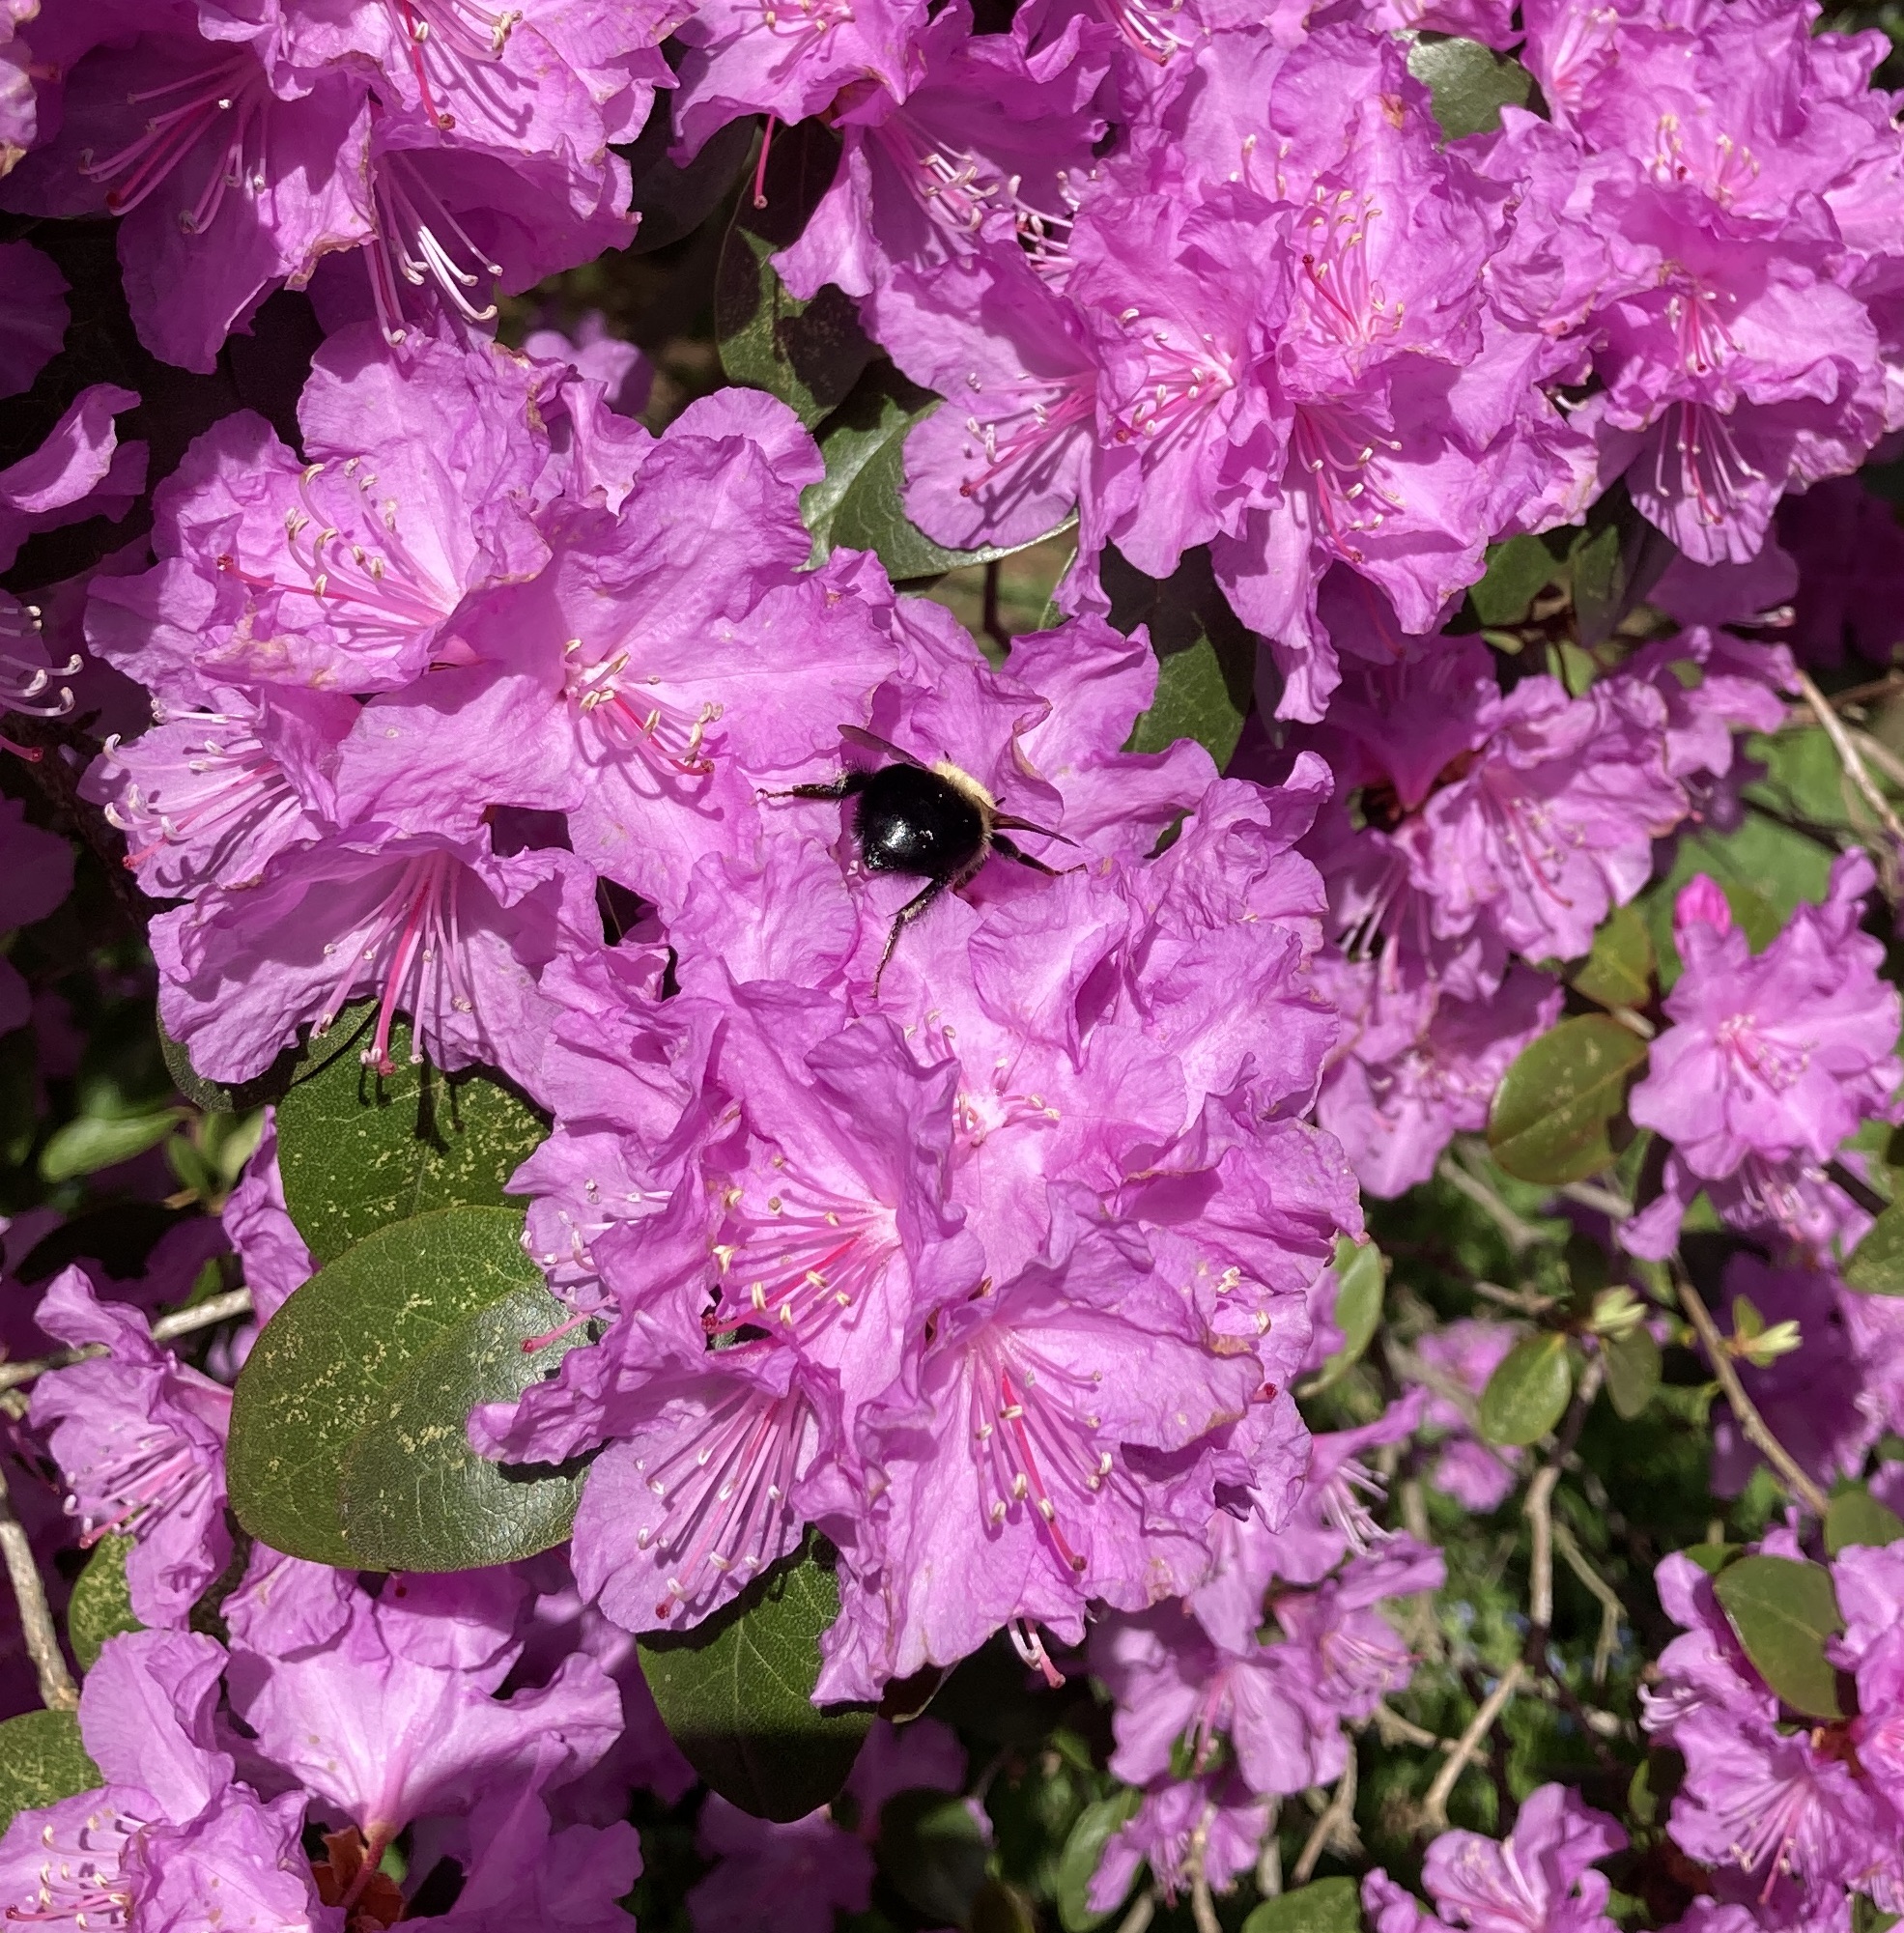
1407, 34, 1533, 137
228, 1208, 579, 1569
274, 1008, 548, 1266
639, 1534, 871, 1822
1714, 1555, 1847, 1721
0, 1710, 100, 1838
1488, 1014, 1649, 1184
1243, 1879, 1365, 1933
67, 1534, 141, 1671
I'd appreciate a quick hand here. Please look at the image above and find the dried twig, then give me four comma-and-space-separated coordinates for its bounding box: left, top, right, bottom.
1558, 1180, 1634, 1222
0, 1287, 254, 1394
1437, 1151, 1543, 1254
1256, 1810, 1284, 1899
1797, 668, 1904, 862
1552, 1520, 1625, 1688
1115, 1890, 1156, 1933
1292, 1757, 1359, 1886
1421, 1663, 1526, 1832
1187, 1806, 1221, 1933
1524, 1464, 1561, 1635
0, 1466, 76, 1710
1675, 1269, 1830, 1518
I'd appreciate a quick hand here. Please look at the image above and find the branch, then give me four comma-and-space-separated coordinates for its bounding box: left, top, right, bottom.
0, 1288, 254, 1394
1421, 1663, 1526, 1833
0, 1466, 76, 1710
1115, 1891, 1156, 1933
1796, 668, 1904, 863
1437, 1150, 1543, 1254
1292, 1756, 1359, 1886
1675, 1268, 1830, 1518
1551, 1520, 1624, 1689
1186, 1805, 1221, 1933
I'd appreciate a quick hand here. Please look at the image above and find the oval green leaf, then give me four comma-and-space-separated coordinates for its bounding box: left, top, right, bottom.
877, 1787, 992, 1927
1055, 1788, 1142, 1933
275, 1009, 548, 1265
228, 1206, 586, 1570
1825, 1486, 1904, 1557
0, 1709, 101, 1838
1845, 1201, 1904, 1296
1602, 1323, 1662, 1421
1477, 1332, 1573, 1447
1103, 547, 1256, 770
67, 1534, 142, 1671
1571, 904, 1657, 1013
1307, 1238, 1384, 1393
39, 1109, 186, 1183
1244, 1878, 1366, 1933
1712, 1554, 1847, 1721
1487, 1014, 1649, 1185
639, 1534, 872, 1823
1406, 34, 1533, 138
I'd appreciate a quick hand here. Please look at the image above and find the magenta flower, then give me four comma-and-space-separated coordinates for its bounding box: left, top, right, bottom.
221, 1113, 315, 1325
1364, 1784, 1628, 1933
0, 239, 66, 397
1409, 1319, 1526, 1512
1090, 1774, 1271, 1915
29, 1267, 233, 1629
0, 20, 375, 372
0, 383, 146, 573
1631, 854, 1903, 1181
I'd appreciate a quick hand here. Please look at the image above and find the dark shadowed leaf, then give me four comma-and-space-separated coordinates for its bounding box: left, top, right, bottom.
68, 1535, 141, 1671
1713, 1555, 1847, 1721
1103, 547, 1256, 769
1846, 1202, 1904, 1296
639, 1533, 872, 1822
1825, 1486, 1904, 1556
1569, 484, 1675, 650
1478, 1332, 1573, 1446
1243, 1878, 1366, 1933
1407, 34, 1533, 137
1488, 1014, 1649, 1184
878, 1788, 993, 1926
622, 101, 756, 255
228, 1207, 584, 1570
274, 1009, 548, 1266
39, 1109, 185, 1183
714, 120, 872, 427
0, 1711, 101, 1838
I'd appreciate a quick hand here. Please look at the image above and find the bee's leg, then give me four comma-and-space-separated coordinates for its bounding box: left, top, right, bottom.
992, 833, 1084, 879
872, 878, 947, 994
760, 772, 865, 802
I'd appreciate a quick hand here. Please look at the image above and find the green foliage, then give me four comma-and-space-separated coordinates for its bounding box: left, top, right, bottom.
0, 1710, 101, 1838
639, 1535, 872, 1822
1465, 533, 1567, 629
1713, 1555, 1848, 1721
273, 1009, 547, 1265
1243, 1879, 1365, 1933
227, 1206, 586, 1570
1825, 1485, 1904, 1555
1487, 1015, 1649, 1184
1846, 1201, 1904, 1295
877, 1787, 993, 1926
1054, 1790, 1142, 1932
1570, 905, 1656, 1012
714, 121, 873, 426
1406, 35, 1534, 137
1478, 1333, 1574, 1446
39, 1107, 185, 1182
1103, 546, 1256, 769
1602, 1325, 1662, 1420
67, 1534, 142, 1670
1308, 1238, 1385, 1393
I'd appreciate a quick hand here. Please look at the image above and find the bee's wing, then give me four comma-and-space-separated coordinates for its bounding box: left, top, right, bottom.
839, 724, 924, 768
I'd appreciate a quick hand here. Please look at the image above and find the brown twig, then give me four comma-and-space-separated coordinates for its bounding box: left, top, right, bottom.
1292, 1757, 1359, 1886
1186, 1806, 1221, 1933
1421, 1663, 1526, 1832
1437, 1150, 1544, 1254
1797, 668, 1904, 866
1675, 1269, 1829, 1517
0, 1465, 76, 1710
0, 1287, 253, 1394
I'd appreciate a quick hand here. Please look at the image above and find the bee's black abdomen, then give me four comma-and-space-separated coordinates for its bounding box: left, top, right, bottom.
852, 763, 986, 879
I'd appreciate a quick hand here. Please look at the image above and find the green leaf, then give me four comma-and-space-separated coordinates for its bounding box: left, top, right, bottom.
1477, 1332, 1573, 1447
0, 1030, 34, 1168
1683, 1542, 1739, 1578
0, 1710, 101, 1838
621, 106, 755, 256
274, 1009, 547, 1266
714, 120, 872, 427
639, 1533, 872, 1822
1104, 547, 1256, 770
1054, 1789, 1142, 1932
67, 1534, 142, 1671
1713, 1554, 1847, 1721
1571, 904, 1655, 1011
1487, 1014, 1650, 1184
228, 1207, 586, 1569
1846, 1202, 1904, 1296
877, 1788, 992, 1927
1466, 532, 1566, 629
39, 1108, 186, 1183
158, 1023, 298, 1115
808, 363, 1038, 578
1568, 484, 1674, 650
1825, 1486, 1904, 1556
1243, 1879, 1365, 1933
1406, 34, 1533, 137
1602, 1324, 1662, 1421
1307, 1237, 1384, 1392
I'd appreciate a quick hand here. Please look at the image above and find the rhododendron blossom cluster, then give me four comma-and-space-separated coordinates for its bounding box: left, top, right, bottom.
1, 0, 1903, 1919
